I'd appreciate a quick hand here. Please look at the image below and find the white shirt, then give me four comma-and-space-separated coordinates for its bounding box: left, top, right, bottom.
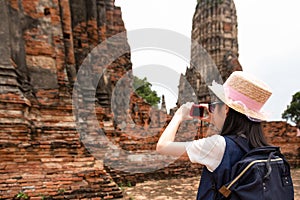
185, 135, 226, 172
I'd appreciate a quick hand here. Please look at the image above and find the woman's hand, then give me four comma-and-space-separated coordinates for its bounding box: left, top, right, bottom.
174, 102, 194, 122
175, 102, 211, 123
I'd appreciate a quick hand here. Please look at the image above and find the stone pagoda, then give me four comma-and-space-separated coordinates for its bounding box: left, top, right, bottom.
178, 0, 242, 105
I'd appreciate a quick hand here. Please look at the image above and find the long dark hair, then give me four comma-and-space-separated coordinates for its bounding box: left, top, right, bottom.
221, 108, 269, 148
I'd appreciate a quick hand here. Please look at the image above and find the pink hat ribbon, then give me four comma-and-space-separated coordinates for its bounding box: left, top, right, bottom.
224, 84, 263, 112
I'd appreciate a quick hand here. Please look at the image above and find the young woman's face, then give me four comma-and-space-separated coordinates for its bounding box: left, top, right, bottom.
210, 101, 228, 133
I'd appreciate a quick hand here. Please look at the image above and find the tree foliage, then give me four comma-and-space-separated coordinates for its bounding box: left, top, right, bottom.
133, 76, 161, 107
282, 91, 300, 126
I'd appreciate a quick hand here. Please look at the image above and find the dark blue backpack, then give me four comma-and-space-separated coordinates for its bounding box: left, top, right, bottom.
219, 137, 294, 200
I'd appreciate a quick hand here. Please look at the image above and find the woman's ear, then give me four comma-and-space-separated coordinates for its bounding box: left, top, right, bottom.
225, 105, 230, 115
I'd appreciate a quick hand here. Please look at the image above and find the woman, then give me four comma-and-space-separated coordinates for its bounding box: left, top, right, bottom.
156, 71, 272, 199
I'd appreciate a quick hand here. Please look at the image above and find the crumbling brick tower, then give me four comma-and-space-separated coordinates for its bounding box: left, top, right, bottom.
0, 0, 132, 199
178, 0, 242, 105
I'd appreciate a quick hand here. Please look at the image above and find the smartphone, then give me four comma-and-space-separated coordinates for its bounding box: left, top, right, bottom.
190, 104, 205, 118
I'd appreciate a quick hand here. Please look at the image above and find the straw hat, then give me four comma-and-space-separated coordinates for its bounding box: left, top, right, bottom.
208, 71, 272, 121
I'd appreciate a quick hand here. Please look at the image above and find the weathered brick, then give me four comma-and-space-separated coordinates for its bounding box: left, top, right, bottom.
0, 0, 299, 200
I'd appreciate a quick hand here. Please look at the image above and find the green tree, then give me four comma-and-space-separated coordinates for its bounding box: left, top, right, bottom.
282, 91, 300, 127
133, 76, 161, 107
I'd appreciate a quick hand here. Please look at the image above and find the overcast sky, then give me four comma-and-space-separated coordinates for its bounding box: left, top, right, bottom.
115, 0, 300, 123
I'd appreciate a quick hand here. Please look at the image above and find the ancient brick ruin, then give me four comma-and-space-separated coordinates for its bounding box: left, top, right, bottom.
178, 0, 242, 104
0, 0, 299, 199
0, 0, 132, 199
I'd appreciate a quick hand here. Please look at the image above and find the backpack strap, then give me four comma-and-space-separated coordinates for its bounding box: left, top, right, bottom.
225, 135, 251, 153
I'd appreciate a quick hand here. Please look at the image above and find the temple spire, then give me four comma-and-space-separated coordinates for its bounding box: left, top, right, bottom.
178, 0, 242, 104
161, 95, 167, 113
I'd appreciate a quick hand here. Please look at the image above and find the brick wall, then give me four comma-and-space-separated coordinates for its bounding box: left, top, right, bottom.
262, 121, 300, 167
0, 0, 129, 199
